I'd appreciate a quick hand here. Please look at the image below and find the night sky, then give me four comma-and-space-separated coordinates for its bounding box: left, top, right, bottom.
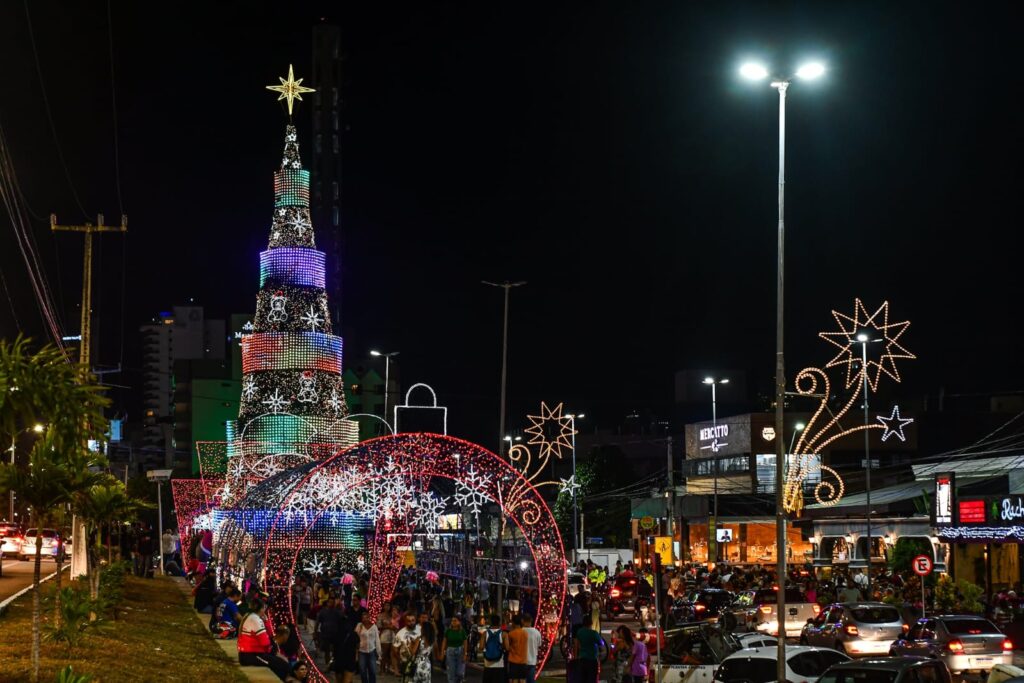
1, 2, 1021, 448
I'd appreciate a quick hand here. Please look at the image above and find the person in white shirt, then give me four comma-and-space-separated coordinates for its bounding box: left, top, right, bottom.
520, 613, 543, 683
395, 612, 421, 677
356, 611, 381, 683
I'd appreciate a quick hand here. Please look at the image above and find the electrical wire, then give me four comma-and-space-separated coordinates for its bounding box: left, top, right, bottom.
23, 0, 90, 221
106, 0, 125, 217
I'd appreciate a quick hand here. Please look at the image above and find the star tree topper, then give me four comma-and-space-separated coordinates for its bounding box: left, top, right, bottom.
266, 64, 315, 116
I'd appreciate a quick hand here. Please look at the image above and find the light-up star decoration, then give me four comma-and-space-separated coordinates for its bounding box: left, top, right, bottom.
558, 475, 581, 497
819, 299, 916, 391
877, 405, 914, 442
782, 298, 917, 515
523, 402, 577, 461
266, 64, 315, 116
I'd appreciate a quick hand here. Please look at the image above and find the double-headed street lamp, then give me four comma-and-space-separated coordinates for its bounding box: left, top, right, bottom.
740, 58, 825, 682
703, 377, 728, 562
370, 350, 400, 425
7, 423, 44, 522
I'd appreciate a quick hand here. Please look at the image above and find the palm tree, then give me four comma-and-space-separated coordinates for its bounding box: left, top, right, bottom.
0, 337, 108, 683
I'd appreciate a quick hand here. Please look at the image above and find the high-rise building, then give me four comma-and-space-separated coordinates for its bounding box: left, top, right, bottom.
139, 306, 225, 468
312, 21, 346, 329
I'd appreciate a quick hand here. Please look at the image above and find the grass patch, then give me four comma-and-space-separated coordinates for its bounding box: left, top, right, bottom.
0, 575, 248, 683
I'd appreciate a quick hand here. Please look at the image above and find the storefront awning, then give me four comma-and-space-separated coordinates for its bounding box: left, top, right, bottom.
806, 478, 986, 511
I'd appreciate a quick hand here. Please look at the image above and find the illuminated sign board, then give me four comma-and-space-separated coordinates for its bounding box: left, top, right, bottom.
958, 499, 986, 524
934, 473, 954, 525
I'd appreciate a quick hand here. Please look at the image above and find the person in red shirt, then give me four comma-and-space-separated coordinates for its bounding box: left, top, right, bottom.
238, 598, 291, 679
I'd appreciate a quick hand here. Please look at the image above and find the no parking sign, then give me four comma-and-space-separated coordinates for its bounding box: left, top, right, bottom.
912, 554, 933, 576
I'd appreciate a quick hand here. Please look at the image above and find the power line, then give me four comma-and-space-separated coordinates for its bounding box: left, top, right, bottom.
106, 0, 125, 216
23, 0, 90, 221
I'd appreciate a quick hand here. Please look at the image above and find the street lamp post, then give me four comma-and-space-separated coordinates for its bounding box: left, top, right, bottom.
855, 332, 882, 597
741, 58, 825, 680
566, 412, 584, 565
483, 281, 526, 458
370, 350, 400, 426
703, 377, 728, 562
6, 423, 44, 522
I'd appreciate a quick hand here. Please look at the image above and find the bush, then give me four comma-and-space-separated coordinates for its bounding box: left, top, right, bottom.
97, 560, 131, 619
44, 587, 106, 651
934, 574, 985, 614
55, 666, 93, 683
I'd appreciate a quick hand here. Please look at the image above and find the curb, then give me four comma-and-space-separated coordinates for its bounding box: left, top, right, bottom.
0, 564, 69, 616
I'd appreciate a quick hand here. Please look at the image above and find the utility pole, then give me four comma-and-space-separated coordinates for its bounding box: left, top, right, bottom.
482, 280, 525, 614
51, 213, 128, 367
666, 435, 675, 566
51, 212, 127, 580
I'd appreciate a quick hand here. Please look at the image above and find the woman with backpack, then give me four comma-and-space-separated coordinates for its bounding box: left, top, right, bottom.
480, 613, 508, 683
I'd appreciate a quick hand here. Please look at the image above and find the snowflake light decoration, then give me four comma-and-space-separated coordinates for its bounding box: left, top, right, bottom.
262, 388, 291, 413
523, 402, 577, 461
413, 491, 448, 535
243, 377, 257, 402
303, 552, 329, 575
301, 305, 324, 331
455, 464, 492, 519
328, 389, 343, 414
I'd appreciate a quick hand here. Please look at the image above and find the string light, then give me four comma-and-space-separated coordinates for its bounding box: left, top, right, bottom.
241, 332, 344, 374
274, 169, 311, 208
523, 402, 576, 461
783, 299, 916, 515
877, 404, 913, 442
259, 248, 326, 289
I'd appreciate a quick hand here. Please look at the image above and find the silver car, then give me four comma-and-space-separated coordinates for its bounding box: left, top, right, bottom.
801, 602, 906, 656
889, 615, 1013, 679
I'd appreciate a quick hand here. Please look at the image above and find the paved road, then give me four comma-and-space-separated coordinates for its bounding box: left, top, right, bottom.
0, 558, 62, 604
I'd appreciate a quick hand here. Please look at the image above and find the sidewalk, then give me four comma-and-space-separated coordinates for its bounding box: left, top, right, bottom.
171, 577, 281, 682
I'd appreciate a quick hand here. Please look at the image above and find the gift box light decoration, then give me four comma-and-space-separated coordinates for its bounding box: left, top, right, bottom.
783, 299, 916, 515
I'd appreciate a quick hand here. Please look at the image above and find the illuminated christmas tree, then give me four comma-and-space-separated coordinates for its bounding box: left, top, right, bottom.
229, 69, 357, 449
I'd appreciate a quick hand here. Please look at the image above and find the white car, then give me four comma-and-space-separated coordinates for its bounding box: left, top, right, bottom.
734, 633, 779, 650
0, 523, 23, 557
715, 645, 850, 683
19, 528, 65, 561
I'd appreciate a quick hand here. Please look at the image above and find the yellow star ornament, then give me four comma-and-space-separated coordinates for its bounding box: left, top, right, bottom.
523, 401, 577, 461
267, 64, 315, 116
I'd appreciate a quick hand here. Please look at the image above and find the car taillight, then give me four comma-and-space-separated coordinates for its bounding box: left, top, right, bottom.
845, 625, 859, 636
1002, 639, 1013, 651
812, 604, 821, 616
759, 606, 773, 614
946, 639, 964, 653
610, 588, 621, 598
695, 604, 706, 612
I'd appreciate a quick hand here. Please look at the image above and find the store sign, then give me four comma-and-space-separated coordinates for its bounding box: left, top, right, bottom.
998, 496, 1024, 523
934, 472, 954, 525
699, 424, 729, 453
761, 427, 776, 442
958, 499, 986, 524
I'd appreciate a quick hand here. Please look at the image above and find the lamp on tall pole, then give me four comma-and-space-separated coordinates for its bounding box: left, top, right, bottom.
854, 332, 882, 597
703, 377, 728, 562
566, 412, 584, 565
370, 350, 400, 425
6, 423, 45, 522
741, 58, 825, 678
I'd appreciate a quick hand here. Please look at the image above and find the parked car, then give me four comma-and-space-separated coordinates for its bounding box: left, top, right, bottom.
734, 632, 779, 650
727, 587, 821, 637
819, 656, 952, 683
714, 645, 850, 683
801, 603, 906, 656
19, 528, 65, 561
671, 589, 736, 626
0, 522, 23, 558
889, 616, 1014, 680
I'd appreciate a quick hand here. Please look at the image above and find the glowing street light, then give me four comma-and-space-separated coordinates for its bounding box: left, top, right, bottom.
740, 56, 827, 683
369, 350, 400, 423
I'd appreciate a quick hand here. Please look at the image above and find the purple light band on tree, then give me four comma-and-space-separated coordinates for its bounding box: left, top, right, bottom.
259, 248, 326, 288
